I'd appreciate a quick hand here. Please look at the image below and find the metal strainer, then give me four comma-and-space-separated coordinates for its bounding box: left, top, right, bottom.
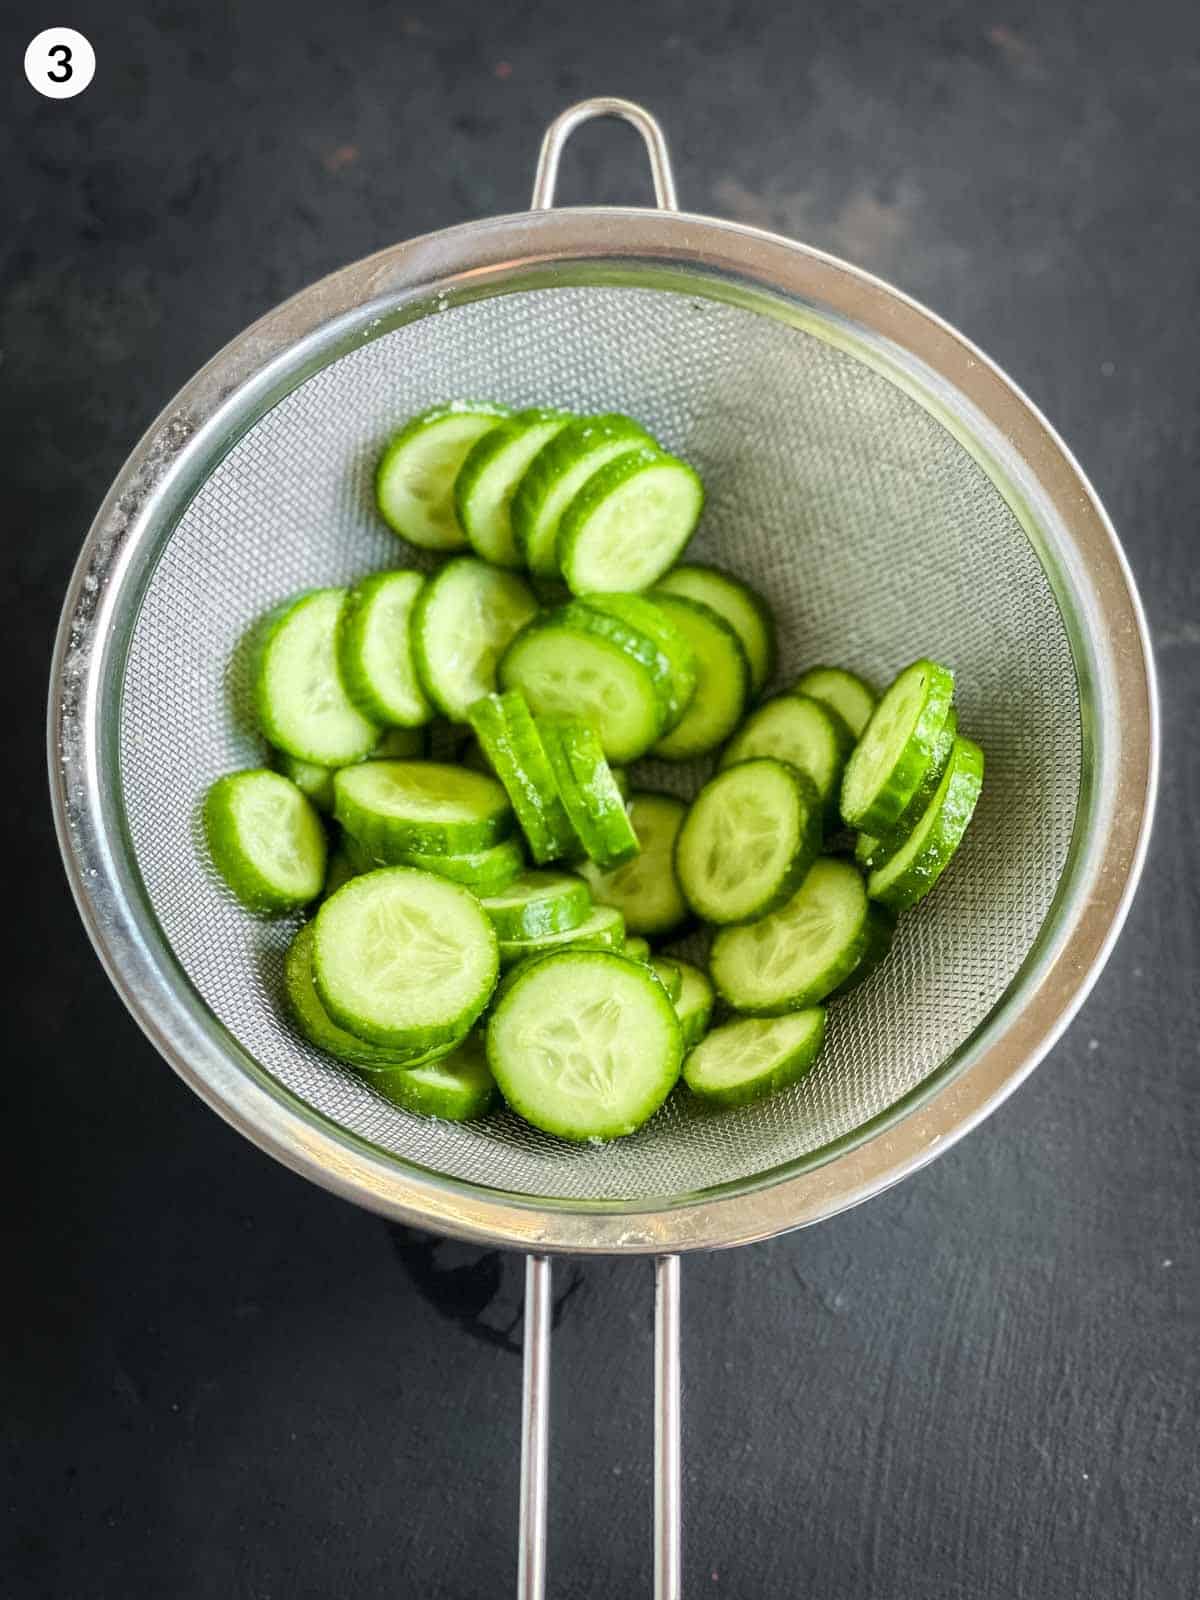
49, 99, 1157, 1598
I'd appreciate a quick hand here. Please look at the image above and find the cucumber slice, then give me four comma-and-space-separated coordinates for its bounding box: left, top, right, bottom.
511, 413, 654, 577
313, 867, 498, 1049
334, 761, 513, 859
840, 659, 956, 833
285, 924, 448, 1068
710, 856, 869, 1013
578, 792, 688, 937
624, 935, 652, 963
466, 690, 575, 864
867, 736, 984, 911
537, 716, 639, 870
373, 725, 429, 760
558, 452, 704, 594
205, 769, 327, 913
497, 902, 625, 967
274, 752, 337, 814
649, 956, 683, 1003
323, 839, 362, 900
411, 557, 538, 721
499, 610, 663, 763
648, 594, 750, 760
479, 869, 592, 940
830, 902, 897, 997
793, 665, 877, 739
683, 1009, 826, 1108
255, 589, 380, 766
673, 960, 715, 1050
574, 594, 698, 734
720, 694, 854, 821
337, 571, 432, 727
396, 836, 525, 895
376, 403, 509, 549
363, 1030, 499, 1120
674, 758, 822, 925
855, 711, 958, 870
654, 564, 776, 695
455, 409, 574, 568
486, 950, 682, 1139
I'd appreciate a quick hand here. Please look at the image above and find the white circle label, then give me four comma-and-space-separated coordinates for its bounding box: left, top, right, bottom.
25, 28, 95, 99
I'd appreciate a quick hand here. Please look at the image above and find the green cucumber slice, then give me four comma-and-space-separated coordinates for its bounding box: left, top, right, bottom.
323, 839, 362, 900
486, 950, 682, 1139
683, 1009, 826, 1108
479, 869, 592, 940
511, 413, 654, 577
867, 736, 984, 911
793, 665, 877, 738
830, 902, 897, 997
647, 594, 750, 760
720, 694, 854, 821
363, 1030, 499, 1120
466, 690, 575, 863
396, 836, 525, 895
455, 409, 574, 568
624, 936, 652, 963
337, 571, 432, 727
558, 452, 704, 594
855, 711, 958, 870
537, 716, 639, 869
204, 769, 326, 913
574, 593, 698, 734
840, 659, 956, 833
411, 557, 538, 721
674, 758, 822, 925
255, 589, 380, 766
334, 760, 513, 859
649, 956, 683, 1003
373, 725, 430, 760
274, 752, 337, 814
313, 867, 498, 1049
578, 792, 688, 937
376, 403, 509, 549
654, 564, 776, 695
499, 609, 663, 763
497, 902, 625, 967
673, 960, 715, 1051
710, 856, 869, 1013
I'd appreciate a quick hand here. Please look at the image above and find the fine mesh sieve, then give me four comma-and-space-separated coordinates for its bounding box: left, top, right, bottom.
50, 100, 1157, 1599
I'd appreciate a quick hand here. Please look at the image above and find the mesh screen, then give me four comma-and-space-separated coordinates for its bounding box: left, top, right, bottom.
119, 285, 1080, 1204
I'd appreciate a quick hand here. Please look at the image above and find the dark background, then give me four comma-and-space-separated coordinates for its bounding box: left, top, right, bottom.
4, 1, 1198, 1595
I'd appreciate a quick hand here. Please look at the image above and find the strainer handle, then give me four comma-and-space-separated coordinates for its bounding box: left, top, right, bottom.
531, 97, 679, 211
518, 1252, 684, 1600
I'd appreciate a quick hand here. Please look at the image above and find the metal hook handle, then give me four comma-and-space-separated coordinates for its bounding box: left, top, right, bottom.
531, 97, 679, 211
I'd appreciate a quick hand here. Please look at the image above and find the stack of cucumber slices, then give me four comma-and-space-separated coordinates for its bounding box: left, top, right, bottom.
203, 402, 984, 1141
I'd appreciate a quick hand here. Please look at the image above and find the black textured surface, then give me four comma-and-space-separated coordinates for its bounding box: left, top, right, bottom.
4, 1, 1198, 1595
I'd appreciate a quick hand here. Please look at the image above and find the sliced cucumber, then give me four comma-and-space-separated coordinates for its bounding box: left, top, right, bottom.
337, 571, 432, 727
455, 408, 574, 568
710, 856, 869, 1013
793, 665, 877, 739
673, 960, 714, 1051
313, 867, 498, 1049
373, 725, 429, 760
537, 716, 639, 870
511, 413, 654, 577
675, 758, 822, 926
649, 956, 683, 1003
855, 711, 958, 870
397, 836, 525, 896
466, 690, 575, 864
204, 769, 326, 913
648, 594, 750, 760
839, 659, 956, 834
831, 902, 897, 997
480, 869, 592, 940
573, 593, 697, 734
323, 839, 362, 900
334, 760, 513, 859
579, 791, 688, 937
867, 736, 984, 911
376, 403, 509, 549
497, 902, 625, 968
285, 923, 446, 1068
274, 752, 337, 814
683, 1009, 826, 1108
499, 609, 663, 763
558, 452, 704, 594
363, 1030, 499, 1121
412, 557, 538, 721
720, 694, 853, 821
255, 589, 380, 766
624, 935, 652, 963
486, 950, 682, 1139
654, 564, 776, 695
